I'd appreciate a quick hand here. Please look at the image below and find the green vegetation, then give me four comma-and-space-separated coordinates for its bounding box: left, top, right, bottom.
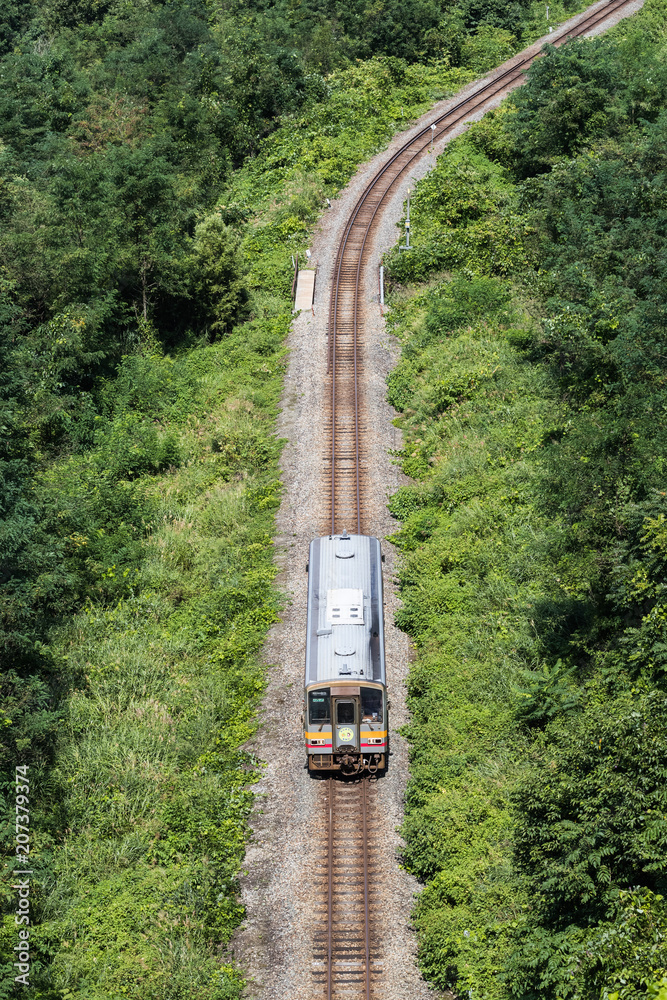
0, 0, 575, 987
0, 314, 288, 997
385, 1, 667, 996
0, 31, 464, 1000
0, 0, 645, 990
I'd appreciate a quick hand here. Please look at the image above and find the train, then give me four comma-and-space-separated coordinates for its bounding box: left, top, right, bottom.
303, 531, 387, 773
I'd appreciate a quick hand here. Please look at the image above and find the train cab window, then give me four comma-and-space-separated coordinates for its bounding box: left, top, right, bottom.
336, 701, 356, 725
309, 690, 330, 723
361, 687, 382, 722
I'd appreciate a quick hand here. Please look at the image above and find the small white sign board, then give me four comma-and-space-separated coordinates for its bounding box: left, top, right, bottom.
294, 268, 316, 311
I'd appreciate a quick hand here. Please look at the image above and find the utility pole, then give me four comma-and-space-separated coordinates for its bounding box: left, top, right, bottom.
430, 123, 436, 152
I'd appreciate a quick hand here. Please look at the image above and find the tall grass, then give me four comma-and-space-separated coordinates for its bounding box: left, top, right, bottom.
6, 318, 286, 1000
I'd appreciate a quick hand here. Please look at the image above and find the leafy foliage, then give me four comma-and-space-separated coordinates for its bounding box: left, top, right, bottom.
387, 2, 667, 997
0, 0, 647, 992
385, 144, 533, 283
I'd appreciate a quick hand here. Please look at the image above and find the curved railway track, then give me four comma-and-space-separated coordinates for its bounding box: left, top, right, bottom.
314, 2, 640, 998
326, 0, 638, 539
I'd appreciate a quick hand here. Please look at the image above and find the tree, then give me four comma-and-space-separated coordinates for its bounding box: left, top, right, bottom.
187, 215, 248, 337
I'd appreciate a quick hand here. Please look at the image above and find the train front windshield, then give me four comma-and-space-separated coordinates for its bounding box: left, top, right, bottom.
361, 687, 382, 722
309, 690, 330, 723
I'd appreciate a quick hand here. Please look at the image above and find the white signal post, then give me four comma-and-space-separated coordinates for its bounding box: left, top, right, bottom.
398, 189, 411, 251
406, 188, 410, 249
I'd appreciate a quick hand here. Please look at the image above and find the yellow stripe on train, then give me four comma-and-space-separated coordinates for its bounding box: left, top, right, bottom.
305, 731, 387, 739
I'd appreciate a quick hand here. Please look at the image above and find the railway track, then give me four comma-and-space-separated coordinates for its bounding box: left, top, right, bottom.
325, 0, 638, 538
311, 777, 381, 1000
313, 2, 640, 997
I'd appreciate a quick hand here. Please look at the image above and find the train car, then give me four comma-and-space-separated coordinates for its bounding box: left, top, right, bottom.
303, 531, 387, 773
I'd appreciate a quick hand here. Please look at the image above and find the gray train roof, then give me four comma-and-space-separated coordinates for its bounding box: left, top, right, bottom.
305, 533, 385, 687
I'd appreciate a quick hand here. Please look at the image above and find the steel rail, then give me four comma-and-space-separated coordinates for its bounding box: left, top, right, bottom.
327, 776, 334, 1000
328, 0, 636, 536
362, 777, 371, 1000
